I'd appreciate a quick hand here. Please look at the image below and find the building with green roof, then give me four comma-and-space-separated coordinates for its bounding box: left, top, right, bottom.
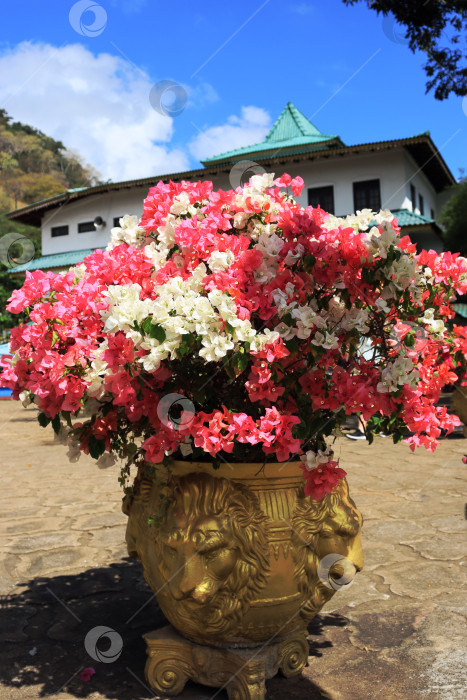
7, 102, 455, 275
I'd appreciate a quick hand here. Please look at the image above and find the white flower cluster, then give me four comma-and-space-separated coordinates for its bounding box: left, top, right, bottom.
377, 355, 420, 393
421, 308, 446, 339
108, 215, 147, 250
271, 292, 369, 349
98, 264, 279, 372
300, 446, 334, 471
255, 232, 284, 283
207, 250, 235, 272
84, 342, 111, 399
232, 174, 283, 240
323, 208, 393, 233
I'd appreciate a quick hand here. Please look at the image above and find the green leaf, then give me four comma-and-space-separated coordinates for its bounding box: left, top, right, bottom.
192, 387, 207, 404
51, 330, 60, 347
404, 332, 415, 347
222, 356, 236, 379
61, 411, 73, 428
178, 332, 195, 358
233, 353, 249, 374
88, 434, 105, 459
38, 412, 51, 428
294, 420, 309, 440
142, 318, 166, 342
51, 415, 61, 435
285, 337, 299, 355
225, 321, 235, 335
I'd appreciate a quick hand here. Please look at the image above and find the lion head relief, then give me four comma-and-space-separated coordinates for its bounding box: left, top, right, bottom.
291, 478, 363, 622
154, 473, 270, 643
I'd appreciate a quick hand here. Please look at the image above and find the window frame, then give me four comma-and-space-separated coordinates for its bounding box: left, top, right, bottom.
410, 184, 416, 212
307, 185, 335, 215
51, 225, 69, 238
418, 194, 424, 216
352, 178, 381, 212
77, 221, 96, 234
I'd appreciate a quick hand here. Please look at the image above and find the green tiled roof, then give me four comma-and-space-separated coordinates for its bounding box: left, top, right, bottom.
391, 209, 435, 227
9, 248, 96, 274
202, 102, 340, 164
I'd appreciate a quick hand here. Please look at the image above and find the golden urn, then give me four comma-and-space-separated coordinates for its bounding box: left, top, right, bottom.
124, 460, 363, 699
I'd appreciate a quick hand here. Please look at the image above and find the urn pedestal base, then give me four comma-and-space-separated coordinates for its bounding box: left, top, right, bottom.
143, 625, 309, 700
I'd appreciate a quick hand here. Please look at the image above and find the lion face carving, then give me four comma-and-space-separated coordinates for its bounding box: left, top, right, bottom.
291, 478, 363, 622
153, 473, 270, 644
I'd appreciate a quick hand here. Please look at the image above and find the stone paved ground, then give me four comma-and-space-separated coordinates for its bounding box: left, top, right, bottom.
1, 400, 466, 700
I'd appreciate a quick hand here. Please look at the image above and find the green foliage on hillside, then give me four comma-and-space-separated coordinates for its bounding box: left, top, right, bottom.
0, 214, 41, 334
0, 109, 101, 336
0, 108, 100, 210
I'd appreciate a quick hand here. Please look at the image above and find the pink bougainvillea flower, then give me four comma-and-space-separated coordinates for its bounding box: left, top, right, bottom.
301, 461, 348, 501
2, 172, 467, 500
80, 667, 95, 682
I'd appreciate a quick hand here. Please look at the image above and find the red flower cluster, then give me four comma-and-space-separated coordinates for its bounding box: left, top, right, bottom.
2, 173, 467, 498
301, 461, 347, 501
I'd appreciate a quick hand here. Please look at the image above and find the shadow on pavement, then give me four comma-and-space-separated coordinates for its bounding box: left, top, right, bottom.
1, 559, 342, 699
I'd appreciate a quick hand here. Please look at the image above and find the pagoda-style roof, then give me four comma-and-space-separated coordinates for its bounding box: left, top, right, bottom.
201, 102, 344, 165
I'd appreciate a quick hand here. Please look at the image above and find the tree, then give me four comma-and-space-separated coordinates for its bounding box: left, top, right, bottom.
439, 179, 467, 256
0, 153, 23, 208
343, 1, 467, 100
0, 213, 40, 333
0, 109, 101, 214
19, 173, 66, 204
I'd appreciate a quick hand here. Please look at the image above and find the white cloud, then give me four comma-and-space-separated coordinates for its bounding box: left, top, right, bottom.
189, 106, 271, 162
0, 42, 190, 181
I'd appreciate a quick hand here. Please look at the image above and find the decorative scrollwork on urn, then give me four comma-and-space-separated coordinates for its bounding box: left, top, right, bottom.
279, 636, 309, 677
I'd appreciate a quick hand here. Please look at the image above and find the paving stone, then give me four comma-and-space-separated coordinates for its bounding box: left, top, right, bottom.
1, 401, 466, 699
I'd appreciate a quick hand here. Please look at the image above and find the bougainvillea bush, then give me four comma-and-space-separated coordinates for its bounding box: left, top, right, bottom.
2, 173, 467, 500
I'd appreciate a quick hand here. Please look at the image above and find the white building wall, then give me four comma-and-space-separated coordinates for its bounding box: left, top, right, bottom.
40, 147, 438, 254
42, 186, 149, 255
288, 149, 407, 214
402, 152, 438, 218
209, 149, 408, 215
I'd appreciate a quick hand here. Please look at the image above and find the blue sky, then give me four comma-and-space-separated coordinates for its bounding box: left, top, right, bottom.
1, 0, 465, 182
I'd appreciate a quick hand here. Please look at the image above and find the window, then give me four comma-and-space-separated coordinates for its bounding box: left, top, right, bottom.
78, 221, 95, 233
353, 179, 381, 211
308, 185, 335, 214
410, 184, 416, 211
418, 194, 424, 216
51, 225, 69, 237
113, 216, 123, 228
431, 208, 435, 220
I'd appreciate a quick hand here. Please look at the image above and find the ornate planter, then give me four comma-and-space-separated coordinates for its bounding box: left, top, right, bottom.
124, 460, 363, 699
